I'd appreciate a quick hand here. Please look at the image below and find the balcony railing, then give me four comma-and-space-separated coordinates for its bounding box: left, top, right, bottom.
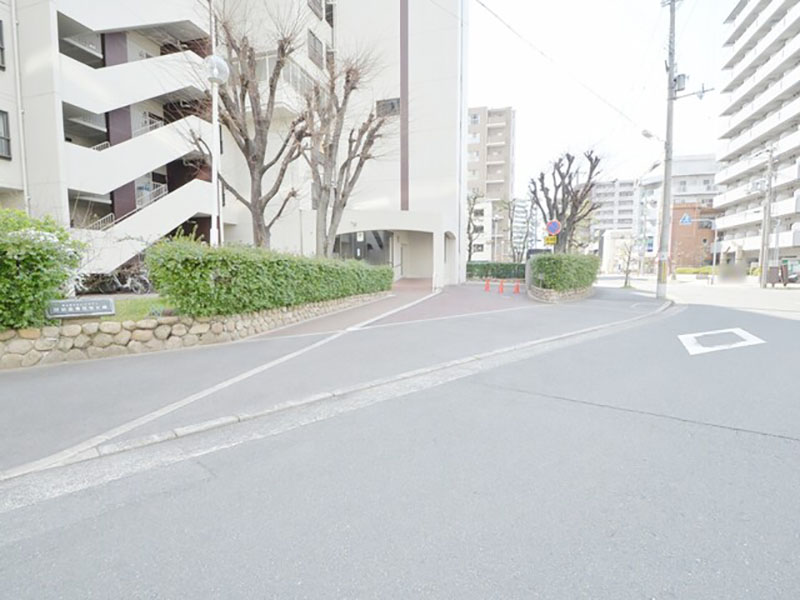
135, 182, 168, 210
723, 1, 800, 86
84, 213, 116, 231
133, 114, 165, 138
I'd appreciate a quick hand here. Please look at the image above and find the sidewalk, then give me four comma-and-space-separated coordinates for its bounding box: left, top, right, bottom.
598, 274, 800, 320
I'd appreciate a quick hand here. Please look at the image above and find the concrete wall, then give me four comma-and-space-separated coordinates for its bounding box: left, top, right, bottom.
0, 0, 25, 204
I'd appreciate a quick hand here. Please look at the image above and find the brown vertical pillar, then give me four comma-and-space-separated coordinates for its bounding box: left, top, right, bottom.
104, 32, 136, 219
400, 0, 409, 211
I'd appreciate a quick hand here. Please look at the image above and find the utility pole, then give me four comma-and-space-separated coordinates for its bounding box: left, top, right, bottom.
758, 147, 774, 288
656, 0, 677, 300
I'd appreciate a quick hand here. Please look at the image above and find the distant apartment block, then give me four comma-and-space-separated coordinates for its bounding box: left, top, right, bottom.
637, 155, 719, 269
590, 180, 637, 238
467, 106, 516, 262
717, 0, 800, 267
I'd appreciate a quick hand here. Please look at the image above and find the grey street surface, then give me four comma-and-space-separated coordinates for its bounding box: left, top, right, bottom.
0, 284, 660, 472
2, 284, 800, 598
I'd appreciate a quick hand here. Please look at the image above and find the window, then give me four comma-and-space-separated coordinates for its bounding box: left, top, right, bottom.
473, 209, 484, 218
0, 111, 10, 159
469, 113, 480, 125
307, 30, 324, 69
678, 180, 687, 192
473, 244, 484, 252
474, 225, 485, 234
376, 98, 401, 118
308, 0, 324, 19
0, 21, 5, 71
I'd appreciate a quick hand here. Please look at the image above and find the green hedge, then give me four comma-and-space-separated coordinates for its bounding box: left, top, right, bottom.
0, 209, 83, 330
146, 240, 394, 317
467, 262, 525, 280
528, 254, 600, 291
675, 266, 714, 275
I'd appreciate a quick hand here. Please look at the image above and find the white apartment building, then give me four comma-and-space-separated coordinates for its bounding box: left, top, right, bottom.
717, 0, 800, 266
1, 0, 468, 288
636, 155, 719, 267
510, 197, 542, 258
467, 106, 516, 262
590, 180, 637, 239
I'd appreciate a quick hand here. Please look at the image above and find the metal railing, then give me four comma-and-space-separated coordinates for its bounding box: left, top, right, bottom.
135, 183, 168, 210
132, 115, 165, 138
84, 213, 116, 231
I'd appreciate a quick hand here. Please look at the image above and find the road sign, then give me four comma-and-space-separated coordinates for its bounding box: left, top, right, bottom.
546, 220, 562, 235
46, 298, 116, 319
544, 235, 558, 246
679, 213, 692, 226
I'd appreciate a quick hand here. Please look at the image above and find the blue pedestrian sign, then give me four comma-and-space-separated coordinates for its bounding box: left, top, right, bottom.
546, 220, 562, 235
679, 213, 692, 226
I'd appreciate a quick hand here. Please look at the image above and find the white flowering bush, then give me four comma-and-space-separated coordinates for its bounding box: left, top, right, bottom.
0, 209, 84, 329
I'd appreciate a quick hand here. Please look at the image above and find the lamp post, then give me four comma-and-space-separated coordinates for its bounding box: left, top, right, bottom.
205, 3, 229, 248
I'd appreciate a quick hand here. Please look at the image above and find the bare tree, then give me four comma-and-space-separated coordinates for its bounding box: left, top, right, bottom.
529, 151, 602, 253
191, 2, 309, 248
466, 191, 483, 262
620, 239, 635, 287
302, 54, 388, 257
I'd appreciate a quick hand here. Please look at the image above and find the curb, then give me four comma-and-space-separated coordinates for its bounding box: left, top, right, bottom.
85, 299, 675, 464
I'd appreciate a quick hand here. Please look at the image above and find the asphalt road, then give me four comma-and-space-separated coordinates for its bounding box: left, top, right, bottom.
2, 290, 799, 598
0, 286, 661, 472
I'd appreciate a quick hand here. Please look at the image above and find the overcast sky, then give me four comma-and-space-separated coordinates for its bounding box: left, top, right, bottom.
467, 0, 730, 195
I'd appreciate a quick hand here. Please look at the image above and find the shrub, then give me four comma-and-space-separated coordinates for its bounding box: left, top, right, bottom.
467, 262, 525, 280
0, 209, 84, 330
146, 240, 394, 317
675, 266, 714, 275
528, 254, 600, 291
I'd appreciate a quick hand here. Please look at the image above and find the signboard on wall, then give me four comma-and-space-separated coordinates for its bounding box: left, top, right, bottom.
46, 299, 116, 319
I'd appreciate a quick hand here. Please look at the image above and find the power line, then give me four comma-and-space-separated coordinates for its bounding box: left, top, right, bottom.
472, 0, 646, 132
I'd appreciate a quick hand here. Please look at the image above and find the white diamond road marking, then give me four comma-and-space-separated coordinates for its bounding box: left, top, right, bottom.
678, 328, 766, 356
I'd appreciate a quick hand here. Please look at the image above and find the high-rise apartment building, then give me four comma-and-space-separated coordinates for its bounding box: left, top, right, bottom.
590, 180, 637, 239
717, 0, 800, 267
0, 0, 468, 288
467, 106, 515, 262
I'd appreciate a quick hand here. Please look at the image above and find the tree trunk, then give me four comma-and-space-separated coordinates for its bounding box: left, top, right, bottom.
250, 177, 269, 248
315, 193, 329, 257
555, 235, 568, 254
252, 210, 269, 248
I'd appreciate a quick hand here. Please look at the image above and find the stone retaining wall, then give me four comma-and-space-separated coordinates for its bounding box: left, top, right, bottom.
0, 292, 388, 370
528, 285, 594, 304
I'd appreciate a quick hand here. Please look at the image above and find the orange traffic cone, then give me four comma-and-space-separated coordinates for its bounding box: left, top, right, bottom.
484, 279, 491, 292
498, 280, 505, 294
513, 280, 521, 294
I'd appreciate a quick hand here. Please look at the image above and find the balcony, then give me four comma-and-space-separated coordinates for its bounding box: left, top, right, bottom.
59, 32, 104, 67
724, 0, 772, 48
722, 1, 800, 88
718, 91, 800, 161
723, 0, 790, 72
717, 128, 800, 186
722, 29, 800, 112
720, 228, 800, 252
58, 0, 208, 44
721, 60, 800, 138
714, 161, 799, 209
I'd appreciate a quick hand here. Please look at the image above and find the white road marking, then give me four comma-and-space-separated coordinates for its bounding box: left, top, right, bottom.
678, 328, 766, 356
0, 289, 442, 482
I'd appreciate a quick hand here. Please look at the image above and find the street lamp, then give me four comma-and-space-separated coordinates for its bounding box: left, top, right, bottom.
205, 54, 229, 248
